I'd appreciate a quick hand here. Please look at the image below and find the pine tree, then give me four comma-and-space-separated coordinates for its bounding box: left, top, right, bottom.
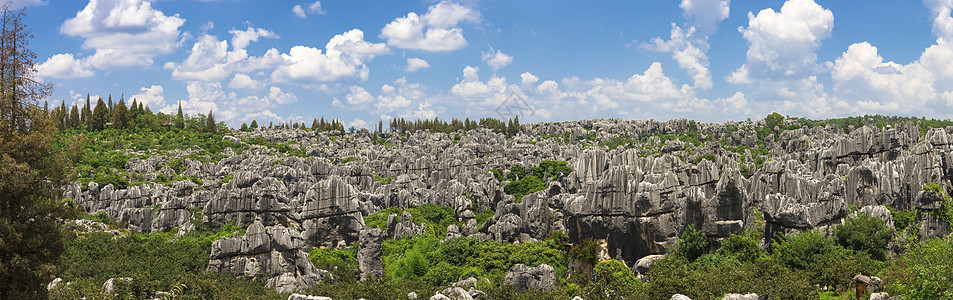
68, 104, 79, 129
90, 98, 108, 130
250, 120, 258, 129
111, 98, 128, 129
174, 101, 184, 129
81, 94, 90, 127
206, 109, 216, 134
107, 94, 112, 114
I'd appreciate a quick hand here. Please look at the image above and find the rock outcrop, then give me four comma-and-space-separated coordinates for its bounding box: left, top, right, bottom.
207, 221, 330, 293
358, 228, 383, 280
503, 263, 556, 291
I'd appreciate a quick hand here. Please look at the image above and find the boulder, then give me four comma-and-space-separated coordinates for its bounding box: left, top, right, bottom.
503, 263, 556, 291
102, 277, 132, 294
722, 293, 758, 300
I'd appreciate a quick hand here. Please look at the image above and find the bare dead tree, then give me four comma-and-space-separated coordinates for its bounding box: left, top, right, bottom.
0, 2, 51, 136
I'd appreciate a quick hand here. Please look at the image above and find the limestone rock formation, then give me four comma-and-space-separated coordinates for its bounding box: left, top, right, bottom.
503, 263, 556, 291
207, 221, 330, 292
358, 228, 383, 280
65, 118, 953, 277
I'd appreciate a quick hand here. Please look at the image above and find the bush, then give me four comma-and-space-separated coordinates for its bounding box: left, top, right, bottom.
568, 238, 599, 264
593, 259, 638, 287
716, 230, 763, 263
671, 225, 708, 262
834, 213, 895, 260
882, 235, 953, 299
309, 246, 359, 283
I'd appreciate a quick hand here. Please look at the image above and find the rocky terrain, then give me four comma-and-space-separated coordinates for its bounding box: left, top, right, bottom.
62, 117, 953, 294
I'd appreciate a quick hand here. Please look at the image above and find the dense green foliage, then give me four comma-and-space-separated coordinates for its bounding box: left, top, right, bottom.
670, 225, 708, 262
308, 245, 359, 283
883, 235, 953, 299
492, 160, 573, 202
65, 127, 247, 189
834, 214, 894, 260
363, 204, 458, 237
49, 224, 281, 299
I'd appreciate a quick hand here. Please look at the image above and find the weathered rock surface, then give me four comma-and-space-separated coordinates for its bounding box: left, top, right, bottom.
503, 263, 556, 291
722, 293, 758, 300
207, 221, 330, 292
358, 228, 383, 280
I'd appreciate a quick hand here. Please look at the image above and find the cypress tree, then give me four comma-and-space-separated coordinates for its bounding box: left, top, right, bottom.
206, 109, 216, 134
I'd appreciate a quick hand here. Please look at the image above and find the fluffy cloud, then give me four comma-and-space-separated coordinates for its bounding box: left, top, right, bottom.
481, 48, 513, 71
228, 73, 264, 90
272, 29, 389, 83
645, 25, 712, 90
293, 1, 325, 18
60, 0, 185, 70
36, 53, 94, 79
380, 1, 480, 52
406, 57, 430, 72
678, 0, 730, 34
376, 77, 424, 111
644, 0, 729, 91
832, 42, 935, 113
829, 0, 953, 113
729, 0, 833, 83
343, 85, 375, 106
129, 85, 167, 110
520, 72, 539, 86
166, 27, 281, 82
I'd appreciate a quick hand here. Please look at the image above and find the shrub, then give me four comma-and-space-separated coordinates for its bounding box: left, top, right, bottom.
716, 230, 763, 263
834, 213, 895, 261
309, 246, 359, 283
568, 238, 599, 264
671, 225, 708, 262
882, 235, 953, 299
593, 259, 638, 287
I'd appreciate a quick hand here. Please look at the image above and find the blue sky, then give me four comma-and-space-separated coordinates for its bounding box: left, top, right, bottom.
22, 0, 953, 127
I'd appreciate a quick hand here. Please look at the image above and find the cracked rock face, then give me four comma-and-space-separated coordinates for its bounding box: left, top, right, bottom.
207, 221, 330, 292
66, 118, 953, 269
504, 264, 556, 291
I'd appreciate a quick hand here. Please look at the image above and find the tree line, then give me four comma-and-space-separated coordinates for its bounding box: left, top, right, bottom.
45, 96, 223, 134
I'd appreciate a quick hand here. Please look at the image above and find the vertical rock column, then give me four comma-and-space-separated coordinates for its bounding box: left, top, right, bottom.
358, 228, 383, 280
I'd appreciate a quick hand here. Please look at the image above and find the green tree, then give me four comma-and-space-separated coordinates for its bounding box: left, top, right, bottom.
671, 225, 708, 262
250, 120, 258, 129
883, 235, 953, 299
174, 101, 184, 129
765, 112, 784, 131
90, 98, 108, 130
206, 109, 216, 134
0, 4, 74, 298
834, 214, 894, 261
68, 104, 79, 129
110, 98, 128, 129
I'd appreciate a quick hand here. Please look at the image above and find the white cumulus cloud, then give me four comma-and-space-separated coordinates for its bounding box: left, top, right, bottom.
380, 1, 480, 52
481, 48, 513, 71
60, 0, 185, 70
36, 53, 94, 79
272, 29, 389, 83
406, 57, 430, 72
293, 1, 325, 18
129, 85, 167, 110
